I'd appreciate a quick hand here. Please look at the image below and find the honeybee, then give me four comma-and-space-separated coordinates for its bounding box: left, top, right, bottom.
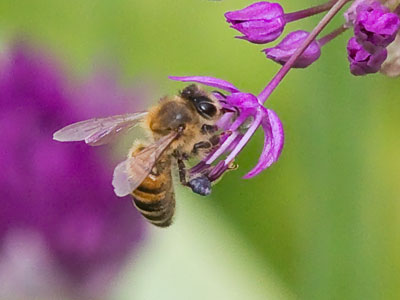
54, 84, 222, 227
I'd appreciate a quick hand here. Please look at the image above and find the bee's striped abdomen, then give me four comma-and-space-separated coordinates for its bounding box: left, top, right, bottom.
132, 165, 175, 227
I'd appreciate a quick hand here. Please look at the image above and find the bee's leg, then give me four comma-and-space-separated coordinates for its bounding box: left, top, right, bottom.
201, 124, 218, 135
177, 157, 211, 195
209, 135, 220, 146
177, 158, 188, 186
188, 175, 211, 196
192, 141, 212, 155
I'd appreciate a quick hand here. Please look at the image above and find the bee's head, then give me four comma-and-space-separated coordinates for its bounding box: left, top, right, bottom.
181, 84, 218, 120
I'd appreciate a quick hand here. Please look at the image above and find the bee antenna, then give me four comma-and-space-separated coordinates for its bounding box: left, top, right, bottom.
212, 90, 227, 99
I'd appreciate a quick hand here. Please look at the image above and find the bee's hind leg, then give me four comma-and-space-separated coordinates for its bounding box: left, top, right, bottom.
176, 158, 188, 187
188, 175, 211, 196
175, 155, 211, 196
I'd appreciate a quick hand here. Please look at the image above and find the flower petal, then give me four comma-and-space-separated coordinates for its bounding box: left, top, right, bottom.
263, 30, 321, 68
226, 92, 259, 109
267, 109, 284, 159
224, 112, 263, 165
244, 109, 284, 178
169, 76, 240, 93
231, 18, 285, 44
347, 37, 387, 75
354, 1, 400, 53
224, 2, 284, 23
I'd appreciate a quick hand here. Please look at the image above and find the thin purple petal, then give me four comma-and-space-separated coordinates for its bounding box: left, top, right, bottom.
244, 109, 284, 178
206, 131, 241, 164
169, 76, 240, 93
224, 112, 263, 165
267, 109, 285, 162
208, 161, 229, 181
216, 111, 235, 130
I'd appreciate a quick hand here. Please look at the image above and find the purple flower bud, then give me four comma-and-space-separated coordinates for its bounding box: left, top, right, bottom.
225, 1, 286, 44
354, 1, 400, 53
347, 37, 388, 75
344, 0, 376, 27
263, 30, 321, 68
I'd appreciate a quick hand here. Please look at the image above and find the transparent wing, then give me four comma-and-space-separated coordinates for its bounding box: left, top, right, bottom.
53, 112, 148, 146
112, 132, 178, 197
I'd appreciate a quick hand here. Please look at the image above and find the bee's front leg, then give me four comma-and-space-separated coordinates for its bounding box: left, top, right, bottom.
192, 141, 212, 155
201, 124, 218, 135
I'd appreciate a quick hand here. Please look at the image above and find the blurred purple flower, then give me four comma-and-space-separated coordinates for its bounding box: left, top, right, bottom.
170, 76, 284, 181
354, 0, 400, 53
0, 42, 145, 299
347, 36, 388, 75
263, 30, 321, 68
225, 1, 286, 44
75, 66, 150, 119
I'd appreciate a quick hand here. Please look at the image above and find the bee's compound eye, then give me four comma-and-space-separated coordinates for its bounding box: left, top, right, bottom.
198, 102, 217, 119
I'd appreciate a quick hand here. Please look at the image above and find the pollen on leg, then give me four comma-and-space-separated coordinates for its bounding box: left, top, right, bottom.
188, 175, 212, 196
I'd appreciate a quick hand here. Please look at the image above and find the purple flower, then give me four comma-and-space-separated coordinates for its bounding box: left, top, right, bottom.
263, 30, 321, 68
225, 1, 286, 44
347, 37, 388, 75
0, 42, 145, 299
344, 0, 376, 27
354, 0, 400, 53
170, 76, 284, 181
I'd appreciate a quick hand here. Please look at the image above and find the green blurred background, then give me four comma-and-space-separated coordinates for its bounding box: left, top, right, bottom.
1, 0, 399, 299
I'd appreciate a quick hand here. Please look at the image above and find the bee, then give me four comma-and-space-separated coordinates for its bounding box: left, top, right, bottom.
54, 84, 222, 227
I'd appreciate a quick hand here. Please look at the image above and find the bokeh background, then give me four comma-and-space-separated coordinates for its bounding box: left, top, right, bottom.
1, 0, 399, 299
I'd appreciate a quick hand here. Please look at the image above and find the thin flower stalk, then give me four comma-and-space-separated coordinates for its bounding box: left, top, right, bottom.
258, 0, 352, 104
318, 25, 349, 46
284, 0, 337, 22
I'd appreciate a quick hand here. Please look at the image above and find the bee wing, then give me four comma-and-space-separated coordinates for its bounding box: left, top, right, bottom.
53, 112, 148, 146
112, 131, 178, 197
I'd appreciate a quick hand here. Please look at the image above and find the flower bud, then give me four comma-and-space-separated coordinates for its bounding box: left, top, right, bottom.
263, 30, 321, 68
225, 1, 286, 44
344, 0, 376, 27
347, 37, 388, 75
354, 1, 400, 53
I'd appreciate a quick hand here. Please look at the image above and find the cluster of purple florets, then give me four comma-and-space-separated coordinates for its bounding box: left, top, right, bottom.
346, 0, 400, 75
224, 0, 400, 75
